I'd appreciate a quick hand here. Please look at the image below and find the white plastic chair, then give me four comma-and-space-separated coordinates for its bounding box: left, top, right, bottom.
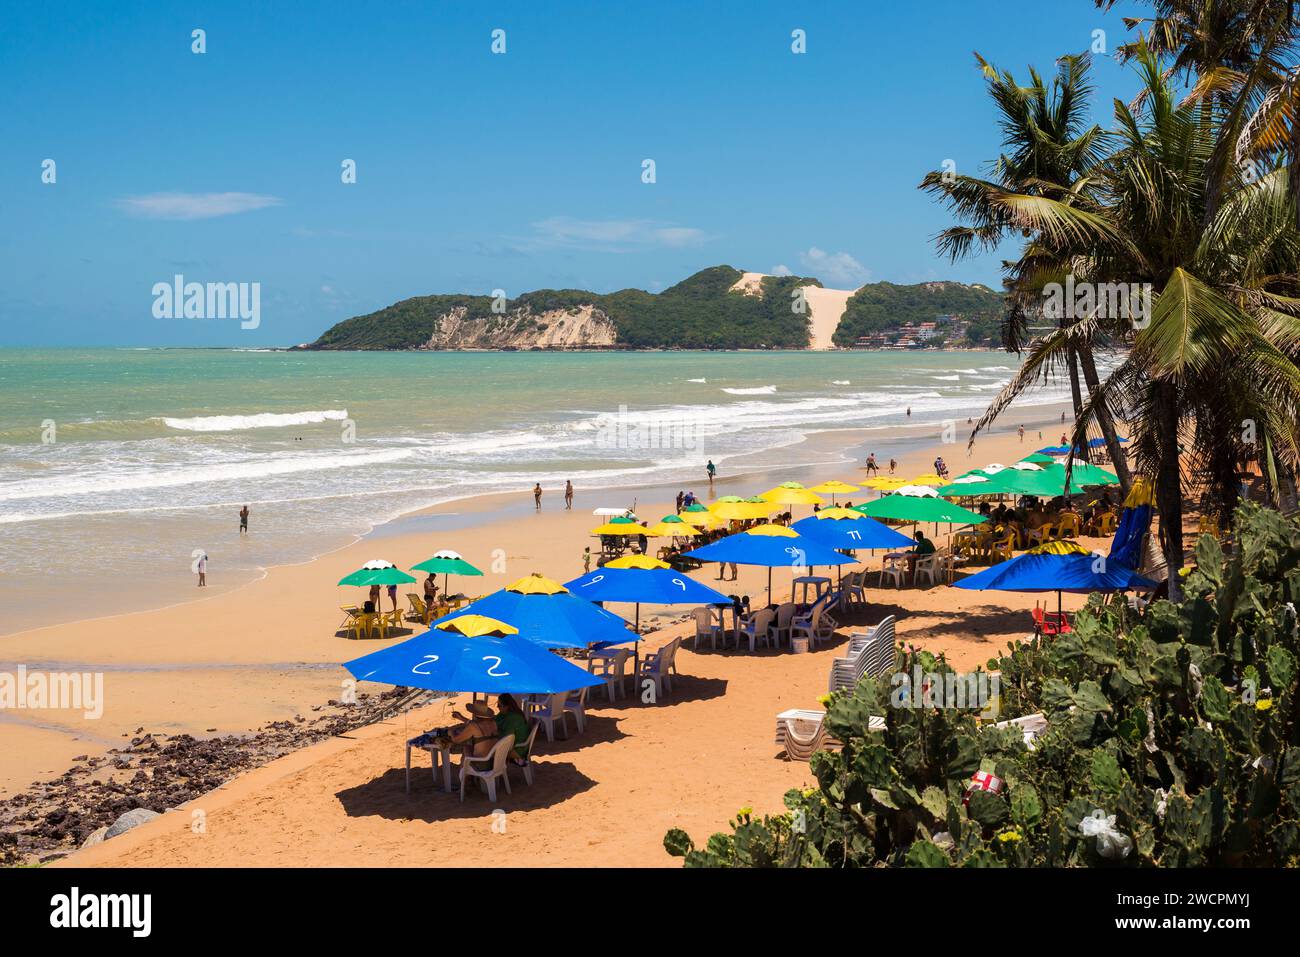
791, 600, 836, 647
508, 722, 541, 788
460, 734, 515, 802
843, 570, 867, 607
913, 554, 941, 587
692, 607, 725, 651
563, 686, 588, 734
637, 637, 679, 698
738, 607, 775, 652
879, 557, 906, 589
589, 648, 631, 701
527, 691, 569, 742
771, 603, 796, 646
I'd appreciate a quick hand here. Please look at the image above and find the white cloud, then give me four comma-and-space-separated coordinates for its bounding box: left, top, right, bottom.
771, 264, 793, 276
116, 192, 282, 220
798, 247, 871, 287
524, 217, 709, 252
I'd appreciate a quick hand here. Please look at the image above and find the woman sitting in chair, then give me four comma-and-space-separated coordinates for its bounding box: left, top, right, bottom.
446, 701, 504, 758
492, 694, 531, 764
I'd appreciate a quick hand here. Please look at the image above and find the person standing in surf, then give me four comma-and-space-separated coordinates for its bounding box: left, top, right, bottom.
564, 480, 574, 510
533, 483, 543, 510
239, 505, 249, 535
706, 460, 716, 485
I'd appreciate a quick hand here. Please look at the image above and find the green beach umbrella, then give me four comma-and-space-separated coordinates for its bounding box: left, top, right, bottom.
856, 496, 987, 526
410, 549, 485, 595
682, 503, 710, 513
338, 560, 417, 587
1020, 452, 1057, 464
1042, 462, 1119, 487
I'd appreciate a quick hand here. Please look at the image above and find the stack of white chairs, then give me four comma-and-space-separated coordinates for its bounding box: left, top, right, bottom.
828, 615, 897, 694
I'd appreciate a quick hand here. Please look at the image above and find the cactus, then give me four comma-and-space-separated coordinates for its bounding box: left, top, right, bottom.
664, 503, 1300, 867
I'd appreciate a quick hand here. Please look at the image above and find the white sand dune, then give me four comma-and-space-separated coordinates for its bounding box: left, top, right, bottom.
729, 272, 859, 350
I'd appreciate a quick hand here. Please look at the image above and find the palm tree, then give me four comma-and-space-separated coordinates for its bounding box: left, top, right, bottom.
920, 53, 1134, 490
955, 44, 1300, 599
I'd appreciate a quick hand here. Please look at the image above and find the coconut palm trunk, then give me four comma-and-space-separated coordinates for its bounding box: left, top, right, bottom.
1077, 344, 1133, 493
1154, 384, 1184, 603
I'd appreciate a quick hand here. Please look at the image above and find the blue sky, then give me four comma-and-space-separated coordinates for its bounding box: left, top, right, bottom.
0, 0, 1150, 346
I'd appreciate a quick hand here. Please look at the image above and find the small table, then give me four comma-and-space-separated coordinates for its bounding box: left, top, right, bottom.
406, 736, 459, 794
792, 576, 831, 606
706, 603, 740, 647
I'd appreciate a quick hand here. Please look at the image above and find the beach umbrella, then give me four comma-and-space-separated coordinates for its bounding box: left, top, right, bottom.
953, 539, 1158, 620
982, 464, 1008, 474
864, 477, 911, 491
1088, 436, 1128, 449
565, 558, 730, 633
591, 521, 646, 536
1010, 461, 1043, 471
908, 473, 946, 486
338, 560, 417, 587
1020, 452, 1056, 464
792, 514, 915, 551
1042, 462, 1119, 487
710, 499, 773, 521
856, 495, 987, 526
678, 510, 723, 529
684, 523, 855, 600
760, 482, 825, 508
893, 484, 940, 497
808, 479, 860, 504
645, 519, 704, 538
1108, 476, 1155, 570
410, 549, 484, 596
343, 615, 602, 695
431, 573, 634, 649
681, 503, 710, 513
592, 507, 637, 519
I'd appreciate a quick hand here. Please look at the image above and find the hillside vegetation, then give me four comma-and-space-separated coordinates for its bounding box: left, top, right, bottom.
832, 281, 1007, 347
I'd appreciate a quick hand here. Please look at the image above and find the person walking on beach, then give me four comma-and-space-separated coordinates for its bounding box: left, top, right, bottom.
1018, 425, 1024, 443
675, 490, 684, 514
583, 546, 592, 574
533, 483, 542, 510
906, 407, 911, 418
196, 551, 207, 587
564, 480, 574, 510
706, 460, 716, 485
239, 505, 249, 535
889, 458, 897, 475
865, 453, 878, 475
387, 583, 398, 613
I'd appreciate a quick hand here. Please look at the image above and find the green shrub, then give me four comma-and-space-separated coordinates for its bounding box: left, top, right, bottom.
666, 503, 1300, 867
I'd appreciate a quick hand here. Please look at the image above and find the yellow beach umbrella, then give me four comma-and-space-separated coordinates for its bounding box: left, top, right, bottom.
506, 573, 568, 595
591, 522, 646, 536
909, 473, 946, 486
816, 506, 864, 520
434, 614, 519, 638
760, 483, 826, 507
864, 477, 910, 491
711, 501, 773, 521
679, 511, 724, 529
606, 554, 671, 569
645, 521, 704, 538
809, 479, 859, 495
744, 522, 800, 537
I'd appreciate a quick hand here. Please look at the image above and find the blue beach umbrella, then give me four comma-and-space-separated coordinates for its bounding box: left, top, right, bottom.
791, 514, 915, 551
431, 574, 634, 650
953, 539, 1158, 618
564, 554, 731, 633
344, 615, 602, 695
684, 524, 855, 600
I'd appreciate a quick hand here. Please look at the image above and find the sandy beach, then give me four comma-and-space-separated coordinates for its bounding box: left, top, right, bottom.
0, 400, 1104, 866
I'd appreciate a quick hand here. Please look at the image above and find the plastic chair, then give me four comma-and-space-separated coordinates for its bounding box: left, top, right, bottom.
526, 692, 569, 742
738, 607, 776, 652
507, 723, 541, 788
878, 557, 906, 589
589, 648, 631, 701
563, 687, 588, 734
460, 734, 515, 802
637, 637, 679, 699
912, 554, 941, 587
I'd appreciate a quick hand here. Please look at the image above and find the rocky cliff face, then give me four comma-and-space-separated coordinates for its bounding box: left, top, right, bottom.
421, 304, 618, 350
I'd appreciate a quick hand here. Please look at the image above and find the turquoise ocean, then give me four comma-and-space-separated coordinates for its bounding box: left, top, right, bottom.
0, 348, 1070, 633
